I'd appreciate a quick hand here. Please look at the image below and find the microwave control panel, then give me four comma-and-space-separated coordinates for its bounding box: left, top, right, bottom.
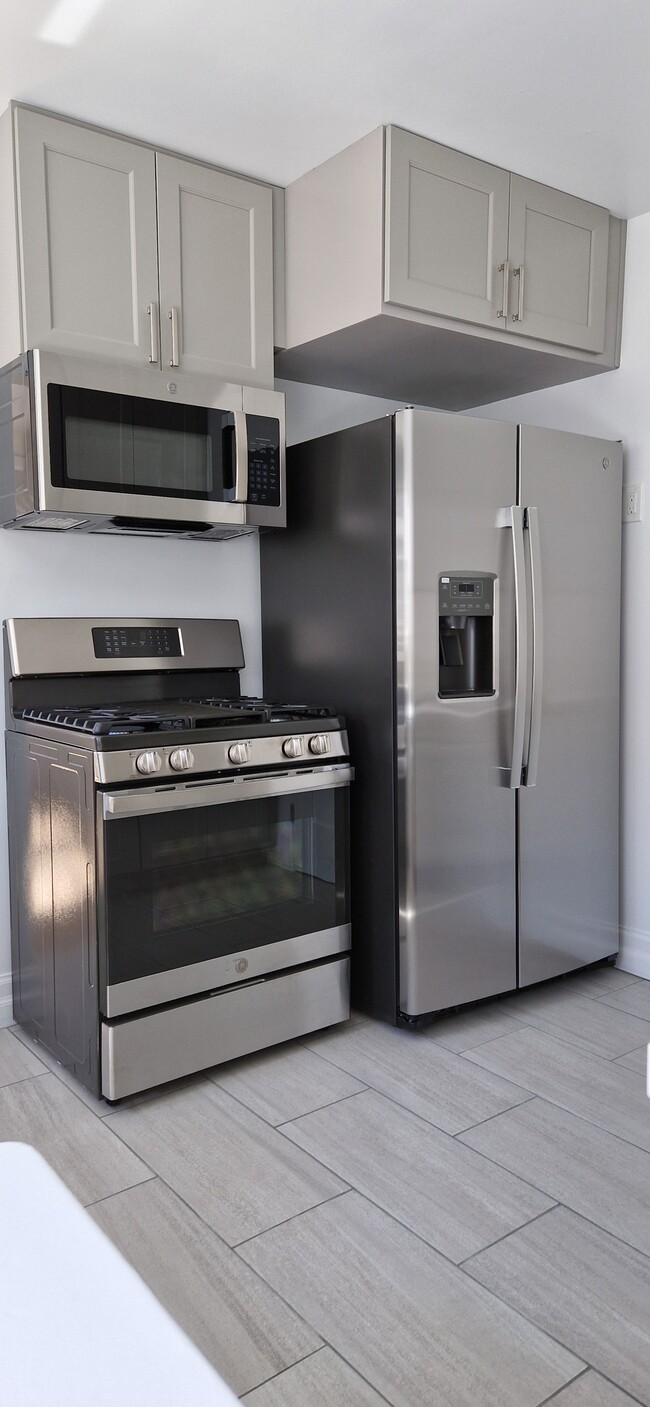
247, 415, 281, 507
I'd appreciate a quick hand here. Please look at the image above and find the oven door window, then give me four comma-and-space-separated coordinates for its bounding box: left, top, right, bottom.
48, 385, 239, 502
101, 787, 349, 987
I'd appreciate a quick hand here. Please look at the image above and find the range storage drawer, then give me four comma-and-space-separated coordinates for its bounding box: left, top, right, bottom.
101, 955, 350, 1100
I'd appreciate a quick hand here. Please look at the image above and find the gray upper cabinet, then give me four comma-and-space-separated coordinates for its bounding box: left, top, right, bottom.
506, 175, 609, 353
15, 108, 159, 364
156, 154, 273, 381
2, 105, 275, 386
385, 127, 511, 329
385, 128, 609, 354
277, 125, 624, 410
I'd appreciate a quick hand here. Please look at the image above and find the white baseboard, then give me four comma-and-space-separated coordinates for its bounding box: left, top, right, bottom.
617, 926, 650, 981
0, 970, 14, 1028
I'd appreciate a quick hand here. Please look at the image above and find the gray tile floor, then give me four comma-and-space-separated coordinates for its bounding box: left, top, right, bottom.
2, 963, 649, 1406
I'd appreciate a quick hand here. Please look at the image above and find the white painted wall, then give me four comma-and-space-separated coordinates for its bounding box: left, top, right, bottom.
0, 530, 261, 1026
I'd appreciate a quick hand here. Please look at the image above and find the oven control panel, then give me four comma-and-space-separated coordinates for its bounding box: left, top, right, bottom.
92, 626, 182, 659
99, 731, 348, 785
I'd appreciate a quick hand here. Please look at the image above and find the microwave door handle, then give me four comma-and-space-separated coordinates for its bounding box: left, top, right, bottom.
232, 410, 249, 502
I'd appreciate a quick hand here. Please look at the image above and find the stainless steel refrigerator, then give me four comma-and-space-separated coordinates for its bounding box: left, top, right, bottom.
260, 409, 622, 1024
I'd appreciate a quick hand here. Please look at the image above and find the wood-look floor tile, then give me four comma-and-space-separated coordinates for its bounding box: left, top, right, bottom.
494, 988, 650, 1059
0, 1028, 47, 1087
463, 1026, 650, 1150
0, 1073, 152, 1204
597, 978, 650, 1020
282, 1089, 553, 1262
614, 1045, 647, 1075
545, 1369, 640, 1405
104, 1079, 347, 1245
303, 1019, 532, 1133
422, 1005, 523, 1053
90, 1179, 320, 1396
208, 1042, 365, 1124
465, 1206, 650, 1405
240, 1192, 581, 1407
241, 1347, 387, 1405
459, 1096, 650, 1256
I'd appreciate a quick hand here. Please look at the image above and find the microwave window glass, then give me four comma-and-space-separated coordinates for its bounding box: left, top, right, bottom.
48, 385, 235, 501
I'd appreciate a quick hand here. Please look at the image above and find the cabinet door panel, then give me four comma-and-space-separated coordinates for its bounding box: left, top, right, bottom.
15, 109, 159, 363
385, 127, 510, 327
507, 176, 609, 352
156, 154, 273, 386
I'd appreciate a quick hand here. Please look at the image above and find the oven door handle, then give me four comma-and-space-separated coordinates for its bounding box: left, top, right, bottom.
101, 764, 354, 819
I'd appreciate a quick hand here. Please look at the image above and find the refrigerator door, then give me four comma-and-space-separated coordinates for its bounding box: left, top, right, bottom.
518, 426, 622, 984
397, 409, 518, 1017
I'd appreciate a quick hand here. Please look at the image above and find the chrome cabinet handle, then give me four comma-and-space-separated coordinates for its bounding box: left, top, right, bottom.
147, 302, 159, 364
497, 260, 509, 319
232, 409, 249, 503
509, 504, 528, 789
524, 505, 543, 786
512, 265, 525, 322
168, 307, 180, 367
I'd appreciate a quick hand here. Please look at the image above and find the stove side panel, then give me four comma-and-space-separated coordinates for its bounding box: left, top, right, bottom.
6, 732, 100, 1093
260, 416, 398, 1022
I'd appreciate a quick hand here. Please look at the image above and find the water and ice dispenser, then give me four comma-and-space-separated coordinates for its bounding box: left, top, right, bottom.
438, 575, 495, 698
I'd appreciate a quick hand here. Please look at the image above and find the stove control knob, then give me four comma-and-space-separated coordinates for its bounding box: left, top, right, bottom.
282, 736, 303, 760
308, 733, 331, 756
169, 747, 195, 772
135, 750, 162, 775
228, 741, 250, 766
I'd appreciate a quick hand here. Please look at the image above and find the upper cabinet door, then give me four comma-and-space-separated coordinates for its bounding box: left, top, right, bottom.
507, 176, 609, 352
156, 154, 274, 385
384, 127, 511, 328
15, 108, 159, 363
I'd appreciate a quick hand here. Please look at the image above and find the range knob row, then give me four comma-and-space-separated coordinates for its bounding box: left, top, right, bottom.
135, 734, 333, 775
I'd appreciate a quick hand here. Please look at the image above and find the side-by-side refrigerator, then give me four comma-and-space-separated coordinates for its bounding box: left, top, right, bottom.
260, 409, 622, 1024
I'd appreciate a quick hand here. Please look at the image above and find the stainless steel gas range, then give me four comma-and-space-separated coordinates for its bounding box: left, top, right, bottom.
4, 618, 352, 1099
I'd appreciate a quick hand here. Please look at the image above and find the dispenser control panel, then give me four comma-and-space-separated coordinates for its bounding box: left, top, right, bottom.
439, 576, 494, 616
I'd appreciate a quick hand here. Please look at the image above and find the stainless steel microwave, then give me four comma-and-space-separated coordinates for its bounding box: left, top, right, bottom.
0, 350, 286, 539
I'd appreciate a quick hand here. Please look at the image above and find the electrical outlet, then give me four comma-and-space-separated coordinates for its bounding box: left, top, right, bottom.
622, 483, 643, 523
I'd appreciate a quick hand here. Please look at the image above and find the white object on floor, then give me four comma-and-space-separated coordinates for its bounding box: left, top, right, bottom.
0, 1142, 238, 1407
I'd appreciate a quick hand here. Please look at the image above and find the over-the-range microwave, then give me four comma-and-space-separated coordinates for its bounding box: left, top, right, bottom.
0, 350, 286, 539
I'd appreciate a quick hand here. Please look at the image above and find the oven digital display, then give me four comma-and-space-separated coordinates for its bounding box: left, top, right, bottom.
92, 627, 182, 659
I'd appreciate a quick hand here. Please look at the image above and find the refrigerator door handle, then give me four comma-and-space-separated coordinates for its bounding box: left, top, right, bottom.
508, 504, 528, 789
524, 505, 543, 786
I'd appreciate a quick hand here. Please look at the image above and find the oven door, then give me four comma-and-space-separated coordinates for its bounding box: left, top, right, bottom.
97, 766, 352, 1017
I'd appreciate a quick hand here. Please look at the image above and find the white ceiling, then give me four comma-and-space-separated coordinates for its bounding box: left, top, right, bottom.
2, 0, 650, 217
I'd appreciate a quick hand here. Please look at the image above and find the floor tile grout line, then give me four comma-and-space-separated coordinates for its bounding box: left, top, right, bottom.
455, 1010, 650, 1068
295, 1035, 542, 1117
206, 1080, 371, 1130
232, 1187, 354, 1252
455, 1203, 560, 1270
535, 1365, 592, 1406
538, 1362, 646, 1407
239, 1345, 325, 1400
0, 1068, 52, 1093
241, 1343, 396, 1407
453, 1091, 650, 1227
464, 1078, 650, 1160
84, 1173, 341, 1376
